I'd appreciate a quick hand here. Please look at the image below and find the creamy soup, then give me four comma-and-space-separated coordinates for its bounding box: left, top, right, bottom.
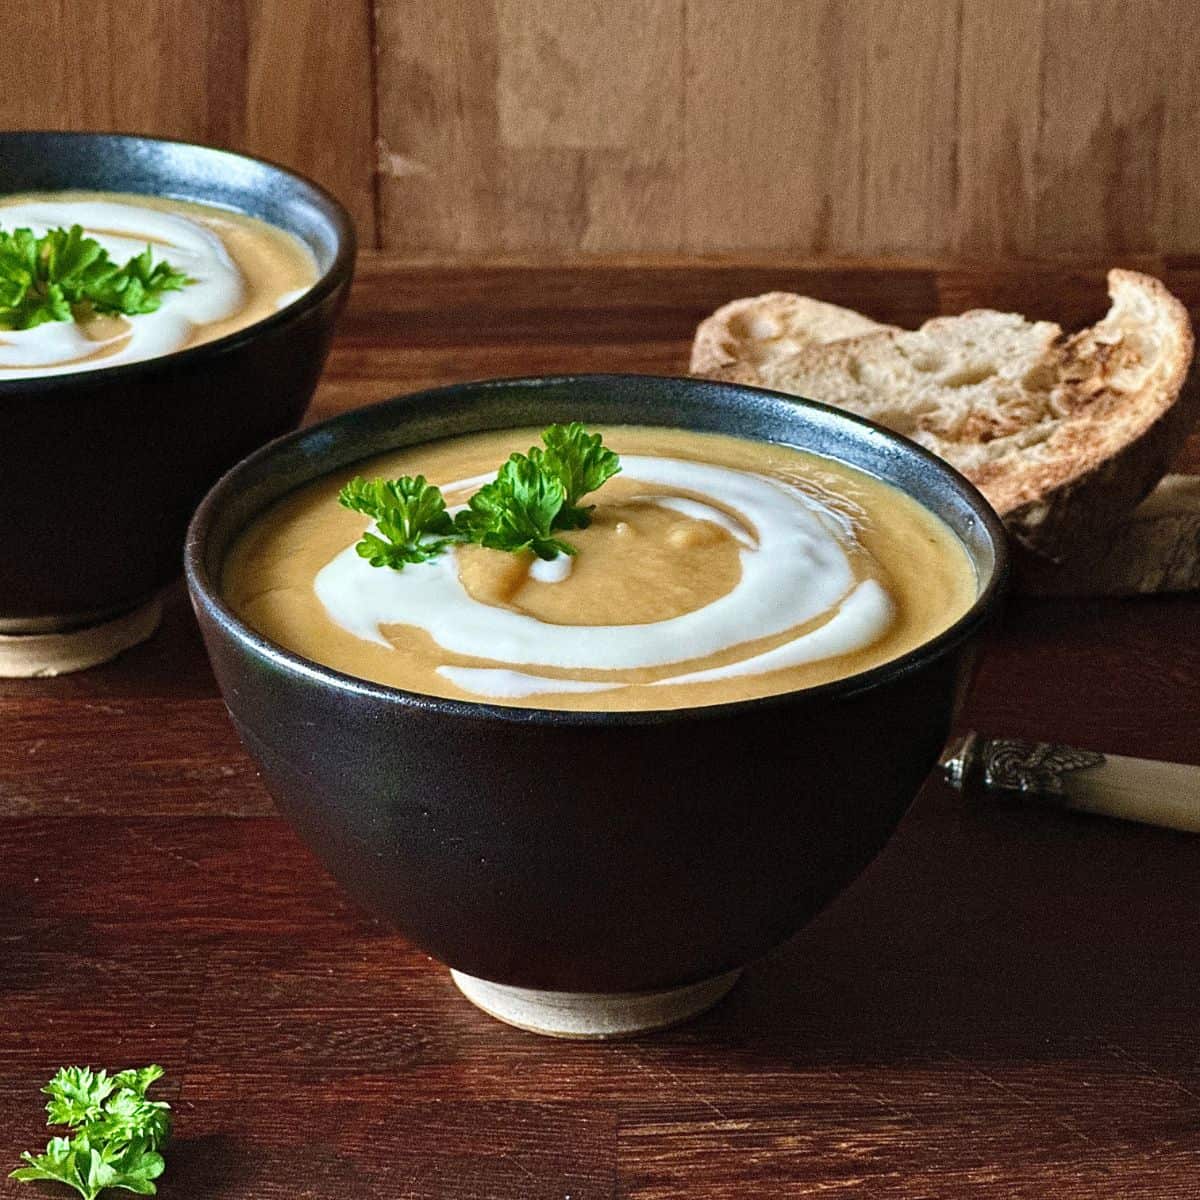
0, 191, 318, 378
224, 427, 978, 712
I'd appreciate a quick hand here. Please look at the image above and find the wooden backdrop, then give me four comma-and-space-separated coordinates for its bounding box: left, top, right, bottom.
8, 0, 1199, 259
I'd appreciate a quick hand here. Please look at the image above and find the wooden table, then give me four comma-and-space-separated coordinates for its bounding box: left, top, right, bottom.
3, 258, 1199, 1199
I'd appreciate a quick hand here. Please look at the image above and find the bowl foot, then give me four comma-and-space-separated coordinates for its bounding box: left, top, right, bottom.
0, 597, 163, 678
449, 967, 742, 1039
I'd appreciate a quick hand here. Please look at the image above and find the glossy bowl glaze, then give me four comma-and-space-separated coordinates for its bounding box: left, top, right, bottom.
186, 375, 1008, 1026
0, 131, 355, 639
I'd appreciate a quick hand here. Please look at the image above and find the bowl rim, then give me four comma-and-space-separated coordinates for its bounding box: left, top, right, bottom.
185, 373, 1011, 728
0, 129, 356, 396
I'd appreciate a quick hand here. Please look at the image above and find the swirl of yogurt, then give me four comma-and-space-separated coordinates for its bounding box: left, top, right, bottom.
314, 455, 896, 699
0, 200, 245, 377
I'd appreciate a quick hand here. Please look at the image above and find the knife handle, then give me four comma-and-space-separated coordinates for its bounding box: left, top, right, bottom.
940, 733, 1200, 834
1054, 752, 1200, 833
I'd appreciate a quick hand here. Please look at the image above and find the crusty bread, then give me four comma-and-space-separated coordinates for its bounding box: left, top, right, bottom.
1018, 474, 1200, 595
690, 293, 897, 382
691, 271, 1196, 563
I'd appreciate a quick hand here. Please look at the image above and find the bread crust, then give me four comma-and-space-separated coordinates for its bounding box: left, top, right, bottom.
690, 292, 895, 377
1016, 474, 1200, 595
691, 271, 1197, 563
1001, 270, 1196, 559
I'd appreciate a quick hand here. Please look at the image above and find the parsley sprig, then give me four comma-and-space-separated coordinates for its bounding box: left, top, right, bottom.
0, 225, 191, 331
11, 1065, 171, 1200
529, 422, 623, 530
338, 474, 460, 569
338, 422, 621, 568
457, 453, 578, 560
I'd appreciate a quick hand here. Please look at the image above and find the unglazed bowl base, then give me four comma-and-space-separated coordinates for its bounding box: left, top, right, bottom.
450, 968, 742, 1039
0, 597, 162, 678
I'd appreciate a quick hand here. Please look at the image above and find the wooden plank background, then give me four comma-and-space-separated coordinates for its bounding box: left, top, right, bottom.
5, 0, 1200, 259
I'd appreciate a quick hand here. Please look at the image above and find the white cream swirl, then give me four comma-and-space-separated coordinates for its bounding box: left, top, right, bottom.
314, 456, 896, 701
0, 200, 245, 377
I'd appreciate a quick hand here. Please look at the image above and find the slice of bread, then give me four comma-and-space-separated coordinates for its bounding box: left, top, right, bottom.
690, 293, 897, 381
1018, 474, 1200, 595
691, 271, 1196, 563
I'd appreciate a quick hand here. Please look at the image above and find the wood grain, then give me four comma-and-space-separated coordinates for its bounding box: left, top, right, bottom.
374, 0, 1200, 258
2, 0, 376, 239
9, 2, 1200, 258
682, 0, 852, 254
954, 0, 1045, 255
855, 0, 961, 255
375, 0, 685, 255
1, 261, 1199, 1197
1036, 0, 1171, 254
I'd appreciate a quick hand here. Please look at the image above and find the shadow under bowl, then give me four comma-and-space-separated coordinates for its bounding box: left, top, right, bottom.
185, 375, 1008, 1036
0, 131, 356, 670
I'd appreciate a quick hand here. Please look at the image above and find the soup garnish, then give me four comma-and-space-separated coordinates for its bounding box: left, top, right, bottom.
339, 423, 621, 568
0, 224, 190, 331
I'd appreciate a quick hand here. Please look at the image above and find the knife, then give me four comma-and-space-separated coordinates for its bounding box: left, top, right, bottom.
939, 732, 1200, 834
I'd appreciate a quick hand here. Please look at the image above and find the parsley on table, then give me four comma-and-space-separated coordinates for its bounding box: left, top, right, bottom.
0, 225, 191, 331
11, 1065, 171, 1200
337, 423, 622, 570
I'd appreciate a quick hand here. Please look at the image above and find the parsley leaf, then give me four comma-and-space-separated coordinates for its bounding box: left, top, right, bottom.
338, 474, 461, 569
42, 1067, 119, 1128
456, 453, 578, 560
11, 1065, 170, 1200
87, 1087, 171, 1150
340, 424, 621, 570
85, 245, 190, 317
0, 225, 191, 332
11, 1137, 80, 1193
529, 421, 622, 530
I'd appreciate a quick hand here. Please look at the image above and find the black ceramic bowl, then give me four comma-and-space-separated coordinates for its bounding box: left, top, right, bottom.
0, 131, 355, 651
186, 375, 1008, 1036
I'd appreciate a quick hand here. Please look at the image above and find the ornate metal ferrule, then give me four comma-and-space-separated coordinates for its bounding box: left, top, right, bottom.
940, 731, 1106, 799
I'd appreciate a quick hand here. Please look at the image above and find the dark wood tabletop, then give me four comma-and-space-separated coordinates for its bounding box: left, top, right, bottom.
3, 256, 1199, 1199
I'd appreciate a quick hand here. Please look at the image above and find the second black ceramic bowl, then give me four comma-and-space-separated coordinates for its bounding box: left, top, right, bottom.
186, 375, 1008, 1036
0, 131, 355, 643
